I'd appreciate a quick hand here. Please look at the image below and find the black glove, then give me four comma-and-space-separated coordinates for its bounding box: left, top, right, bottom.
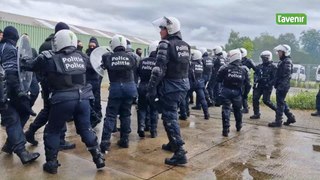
146, 88, 157, 103
17, 92, 32, 115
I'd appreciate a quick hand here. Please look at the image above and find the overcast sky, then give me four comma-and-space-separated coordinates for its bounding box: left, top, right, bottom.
0, 0, 318, 48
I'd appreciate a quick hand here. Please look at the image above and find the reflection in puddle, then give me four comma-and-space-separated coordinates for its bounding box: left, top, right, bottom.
213, 162, 274, 180
189, 121, 196, 128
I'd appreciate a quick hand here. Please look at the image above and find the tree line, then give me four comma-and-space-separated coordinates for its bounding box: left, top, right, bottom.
224, 29, 320, 64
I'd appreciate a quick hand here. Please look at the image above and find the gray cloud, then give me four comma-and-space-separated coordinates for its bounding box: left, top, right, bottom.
0, 0, 318, 48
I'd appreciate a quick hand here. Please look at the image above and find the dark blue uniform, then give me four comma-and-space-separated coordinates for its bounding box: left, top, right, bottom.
0, 26, 40, 164
193, 52, 213, 109
147, 32, 190, 165
100, 46, 138, 152
208, 55, 225, 105
24, 34, 74, 149
317, 89, 320, 112
217, 60, 249, 136
251, 61, 277, 118
136, 51, 158, 137
22, 46, 104, 173
269, 56, 295, 127
241, 57, 256, 113
181, 58, 209, 119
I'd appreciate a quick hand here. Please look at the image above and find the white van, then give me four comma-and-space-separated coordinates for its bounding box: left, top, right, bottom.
316, 65, 320, 82
292, 64, 306, 81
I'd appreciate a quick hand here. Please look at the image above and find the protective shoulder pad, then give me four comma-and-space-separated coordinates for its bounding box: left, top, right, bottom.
102, 52, 112, 57
41, 50, 54, 59
241, 65, 250, 73
158, 40, 170, 49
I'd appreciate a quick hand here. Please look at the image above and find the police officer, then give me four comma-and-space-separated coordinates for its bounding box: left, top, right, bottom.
189, 49, 209, 119
311, 88, 320, 116
250, 51, 277, 119
268, 44, 296, 127
240, 47, 256, 113
100, 35, 138, 152
208, 46, 225, 106
217, 49, 249, 137
136, 41, 159, 138
0, 26, 40, 164
192, 47, 213, 109
22, 29, 105, 174
24, 22, 75, 150
148, 16, 189, 165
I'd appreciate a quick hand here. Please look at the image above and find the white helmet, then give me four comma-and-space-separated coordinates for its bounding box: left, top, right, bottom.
152, 16, 181, 35
260, 50, 272, 61
198, 47, 207, 55
191, 49, 202, 61
148, 41, 159, 55
222, 51, 227, 59
240, 48, 247, 57
274, 44, 291, 56
228, 49, 242, 63
52, 29, 77, 52
110, 34, 127, 51
213, 46, 223, 55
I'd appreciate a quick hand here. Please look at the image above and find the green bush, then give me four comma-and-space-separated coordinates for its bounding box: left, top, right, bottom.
248, 91, 317, 110
290, 80, 318, 89
285, 92, 317, 110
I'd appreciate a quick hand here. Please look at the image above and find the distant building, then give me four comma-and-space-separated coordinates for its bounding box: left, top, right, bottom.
0, 11, 150, 55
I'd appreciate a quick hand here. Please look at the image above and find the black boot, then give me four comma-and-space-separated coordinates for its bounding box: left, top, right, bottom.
117, 139, 129, 148
164, 147, 187, 166
138, 131, 145, 138
100, 141, 111, 153
250, 114, 260, 119
25, 130, 38, 146
17, 150, 40, 164
162, 142, 176, 152
236, 124, 242, 132
43, 160, 60, 174
59, 140, 76, 150
268, 121, 282, 127
283, 115, 296, 126
311, 111, 320, 116
1, 141, 13, 154
179, 115, 187, 121
43, 148, 60, 174
162, 142, 175, 152
88, 147, 105, 169
241, 108, 249, 114
222, 129, 230, 137
204, 113, 210, 120
150, 131, 157, 138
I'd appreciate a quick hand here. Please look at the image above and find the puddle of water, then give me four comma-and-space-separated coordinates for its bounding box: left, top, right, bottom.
213, 162, 274, 180
189, 121, 196, 128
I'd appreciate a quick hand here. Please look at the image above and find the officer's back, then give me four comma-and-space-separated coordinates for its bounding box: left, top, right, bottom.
138, 51, 157, 83
160, 33, 190, 94
101, 38, 137, 98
